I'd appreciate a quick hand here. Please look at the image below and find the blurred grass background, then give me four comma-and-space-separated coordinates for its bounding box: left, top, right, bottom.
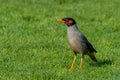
0, 0, 120, 80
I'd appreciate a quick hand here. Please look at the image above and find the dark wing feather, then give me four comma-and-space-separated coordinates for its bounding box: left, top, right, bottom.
80, 32, 97, 53
86, 42, 97, 53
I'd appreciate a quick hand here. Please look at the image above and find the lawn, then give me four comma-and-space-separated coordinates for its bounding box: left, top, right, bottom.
0, 0, 120, 80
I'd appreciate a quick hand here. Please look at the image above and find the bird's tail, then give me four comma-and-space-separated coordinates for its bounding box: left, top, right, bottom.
88, 53, 97, 62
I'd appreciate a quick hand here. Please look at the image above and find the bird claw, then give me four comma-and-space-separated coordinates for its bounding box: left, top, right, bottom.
79, 67, 82, 70
68, 67, 74, 71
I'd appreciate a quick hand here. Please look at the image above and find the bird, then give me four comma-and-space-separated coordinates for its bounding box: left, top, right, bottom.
57, 18, 97, 70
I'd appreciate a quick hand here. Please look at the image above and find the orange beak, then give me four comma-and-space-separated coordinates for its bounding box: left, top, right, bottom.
57, 19, 65, 22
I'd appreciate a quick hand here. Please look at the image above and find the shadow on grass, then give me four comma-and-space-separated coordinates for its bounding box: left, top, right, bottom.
89, 59, 113, 67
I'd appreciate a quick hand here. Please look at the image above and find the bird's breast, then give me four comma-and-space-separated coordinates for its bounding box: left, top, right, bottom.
68, 34, 83, 53
67, 28, 86, 53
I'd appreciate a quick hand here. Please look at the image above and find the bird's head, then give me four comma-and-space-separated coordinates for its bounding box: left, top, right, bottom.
57, 18, 76, 26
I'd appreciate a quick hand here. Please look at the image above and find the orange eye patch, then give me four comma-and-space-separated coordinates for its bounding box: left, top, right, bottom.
65, 20, 73, 24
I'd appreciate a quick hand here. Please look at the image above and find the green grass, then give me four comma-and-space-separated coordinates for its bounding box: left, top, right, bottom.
0, 0, 120, 80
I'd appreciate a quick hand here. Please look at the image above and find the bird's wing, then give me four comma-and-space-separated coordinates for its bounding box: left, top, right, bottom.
80, 34, 97, 53
86, 41, 97, 53
78, 31, 97, 53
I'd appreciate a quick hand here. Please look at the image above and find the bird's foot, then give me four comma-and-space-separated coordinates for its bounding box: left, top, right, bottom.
68, 66, 74, 71
78, 67, 82, 70
78, 64, 82, 70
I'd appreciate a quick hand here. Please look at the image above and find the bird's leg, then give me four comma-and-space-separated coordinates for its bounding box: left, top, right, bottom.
79, 54, 84, 69
69, 54, 77, 70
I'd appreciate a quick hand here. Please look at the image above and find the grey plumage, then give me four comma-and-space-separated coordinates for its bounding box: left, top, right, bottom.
58, 18, 97, 69
67, 24, 97, 61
